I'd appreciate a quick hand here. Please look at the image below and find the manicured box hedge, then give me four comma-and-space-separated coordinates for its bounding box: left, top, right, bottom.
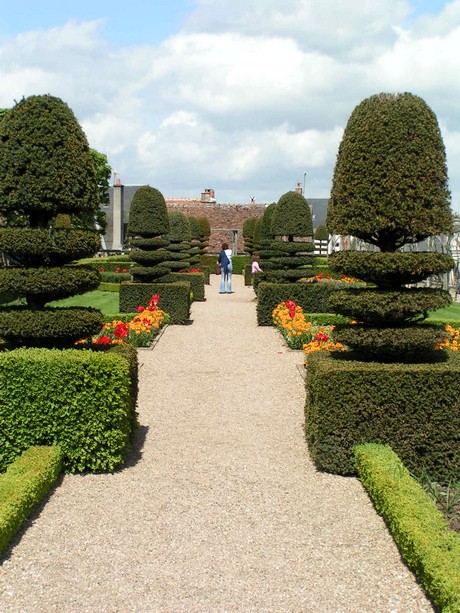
0, 346, 138, 473
0, 446, 63, 554
79, 256, 130, 272
257, 281, 344, 325
244, 264, 253, 286
119, 281, 190, 323
160, 272, 206, 302
305, 351, 460, 482
354, 444, 460, 613
200, 254, 249, 275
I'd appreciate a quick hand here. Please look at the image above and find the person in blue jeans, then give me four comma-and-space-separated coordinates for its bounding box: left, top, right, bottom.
218, 242, 233, 293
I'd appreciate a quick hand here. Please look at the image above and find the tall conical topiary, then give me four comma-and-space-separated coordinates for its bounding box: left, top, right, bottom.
327, 92, 453, 361
127, 186, 171, 281
188, 216, 202, 267
197, 217, 211, 256
243, 216, 258, 255
0, 94, 103, 347
266, 191, 315, 282
166, 211, 191, 271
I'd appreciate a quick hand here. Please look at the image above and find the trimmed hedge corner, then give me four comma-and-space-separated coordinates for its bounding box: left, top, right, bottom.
160, 272, 206, 301
354, 444, 460, 613
0, 446, 63, 554
119, 281, 190, 323
257, 281, 344, 325
0, 347, 138, 473
305, 351, 460, 482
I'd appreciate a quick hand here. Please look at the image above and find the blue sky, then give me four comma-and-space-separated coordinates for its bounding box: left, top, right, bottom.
0, 0, 459, 211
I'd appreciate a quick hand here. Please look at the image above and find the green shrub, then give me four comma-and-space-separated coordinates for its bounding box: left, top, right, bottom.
0, 306, 104, 348
0, 347, 138, 473
305, 351, 460, 481
119, 281, 190, 323
79, 255, 130, 272
0, 446, 63, 554
354, 444, 460, 613
257, 282, 348, 325
199, 254, 248, 275
244, 264, 253, 286
0, 94, 102, 346
98, 282, 121, 293
100, 271, 131, 283
160, 272, 205, 301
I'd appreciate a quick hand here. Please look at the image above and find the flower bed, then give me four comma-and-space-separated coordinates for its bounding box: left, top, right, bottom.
272, 300, 345, 359
78, 294, 170, 348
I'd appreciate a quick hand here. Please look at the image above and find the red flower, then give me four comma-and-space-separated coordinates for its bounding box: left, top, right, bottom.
114, 323, 129, 339
317, 272, 323, 280
99, 267, 105, 272
147, 305, 157, 312
149, 294, 160, 306
284, 300, 297, 318
135, 306, 145, 313
97, 335, 112, 345
315, 333, 329, 343
190, 267, 201, 272
115, 267, 121, 273
122, 269, 128, 273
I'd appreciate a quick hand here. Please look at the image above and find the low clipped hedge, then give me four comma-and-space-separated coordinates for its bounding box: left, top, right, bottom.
0, 446, 63, 554
257, 282, 345, 325
100, 272, 131, 283
244, 264, 253, 286
354, 444, 460, 612
79, 256, 130, 272
98, 282, 120, 292
0, 306, 104, 348
160, 272, 206, 302
305, 351, 460, 482
119, 281, 190, 323
0, 346, 138, 473
200, 254, 248, 275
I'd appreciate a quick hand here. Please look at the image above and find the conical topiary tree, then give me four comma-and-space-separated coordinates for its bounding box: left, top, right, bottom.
266, 191, 315, 282
188, 216, 202, 267
197, 217, 211, 256
166, 211, 191, 271
0, 94, 103, 347
326, 92, 454, 361
127, 186, 171, 281
243, 216, 258, 255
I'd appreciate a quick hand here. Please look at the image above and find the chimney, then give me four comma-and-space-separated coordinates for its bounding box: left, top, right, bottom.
201, 188, 216, 202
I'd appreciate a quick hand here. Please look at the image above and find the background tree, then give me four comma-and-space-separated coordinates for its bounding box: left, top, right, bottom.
166, 211, 191, 271
127, 185, 171, 282
327, 92, 453, 360
0, 94, 103, 347
314, 225, 329, 241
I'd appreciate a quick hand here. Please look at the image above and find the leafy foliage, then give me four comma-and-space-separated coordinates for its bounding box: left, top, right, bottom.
327, 92, 452, 251
271, 191, 313, 239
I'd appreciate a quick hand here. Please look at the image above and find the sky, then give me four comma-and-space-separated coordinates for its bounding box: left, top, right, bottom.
1, 0, 460, 211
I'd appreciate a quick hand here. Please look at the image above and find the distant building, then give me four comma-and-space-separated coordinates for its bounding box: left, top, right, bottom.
103, 181, 329, 254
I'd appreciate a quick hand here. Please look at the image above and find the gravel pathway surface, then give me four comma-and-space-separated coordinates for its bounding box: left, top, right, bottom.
0, 275, 432, 612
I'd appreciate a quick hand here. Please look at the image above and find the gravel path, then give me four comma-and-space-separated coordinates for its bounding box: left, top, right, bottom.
0, 275, 432, 612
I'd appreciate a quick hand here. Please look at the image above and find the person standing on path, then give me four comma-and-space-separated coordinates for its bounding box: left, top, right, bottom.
218, 242, 233, 293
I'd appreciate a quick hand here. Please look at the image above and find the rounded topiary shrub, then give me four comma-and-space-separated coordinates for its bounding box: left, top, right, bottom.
0, 94, 103, 347
264, 192, 315, 283
327, 92, 453, 361
127, 186, 171, 281
243, 216, 258, 255
188, 216, 202, 266
166, 211, 191, 271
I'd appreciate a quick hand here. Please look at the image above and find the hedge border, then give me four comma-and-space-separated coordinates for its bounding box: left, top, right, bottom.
0, 446, 63, 554
354, 444, 460, 613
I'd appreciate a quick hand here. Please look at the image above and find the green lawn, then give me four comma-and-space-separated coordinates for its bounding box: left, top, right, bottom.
48, 291, 119, 314
427, 301, 460, 323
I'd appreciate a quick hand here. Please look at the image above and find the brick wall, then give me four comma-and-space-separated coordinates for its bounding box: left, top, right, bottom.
165, 199, 266, 253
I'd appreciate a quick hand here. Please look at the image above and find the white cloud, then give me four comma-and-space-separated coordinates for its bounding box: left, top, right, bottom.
0, 2, 459, 210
